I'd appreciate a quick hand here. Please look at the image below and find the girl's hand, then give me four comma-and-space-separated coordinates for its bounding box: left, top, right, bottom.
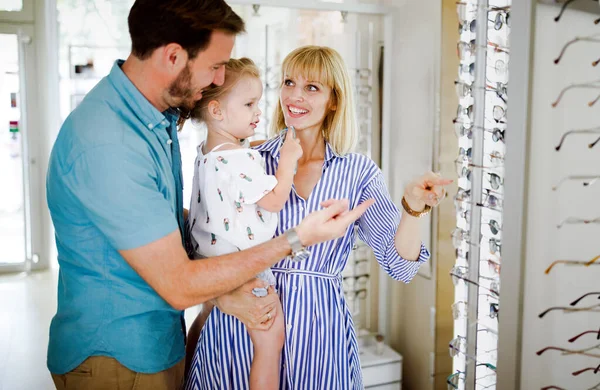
403, 171, 453, 212
280, 127, 303, 162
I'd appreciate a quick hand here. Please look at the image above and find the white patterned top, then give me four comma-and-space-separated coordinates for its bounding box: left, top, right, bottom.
187, 143, 278, 258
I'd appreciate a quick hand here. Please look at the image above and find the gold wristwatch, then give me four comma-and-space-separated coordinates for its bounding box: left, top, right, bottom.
401, 196, 432, 218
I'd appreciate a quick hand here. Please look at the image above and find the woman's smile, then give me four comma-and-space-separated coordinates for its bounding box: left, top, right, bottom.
286, 104, 309, 118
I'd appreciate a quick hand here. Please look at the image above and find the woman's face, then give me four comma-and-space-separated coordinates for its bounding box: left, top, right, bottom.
279, 74, 334, 134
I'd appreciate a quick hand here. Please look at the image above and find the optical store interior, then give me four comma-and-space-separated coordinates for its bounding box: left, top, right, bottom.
1, 0, 599, 389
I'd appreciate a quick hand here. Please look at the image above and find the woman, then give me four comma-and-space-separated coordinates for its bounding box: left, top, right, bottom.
187, 45, 451, 389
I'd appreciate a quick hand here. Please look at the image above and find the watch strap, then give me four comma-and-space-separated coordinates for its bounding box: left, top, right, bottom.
401, 196, 432, 218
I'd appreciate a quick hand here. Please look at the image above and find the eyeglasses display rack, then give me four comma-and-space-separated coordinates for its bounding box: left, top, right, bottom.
450, 1, 511, 389
488, 1, 600, 389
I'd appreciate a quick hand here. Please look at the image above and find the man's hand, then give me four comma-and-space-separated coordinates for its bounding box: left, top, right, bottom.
214, 279, 279, 330
295, 198, 375, 247
247, 299, 285, 353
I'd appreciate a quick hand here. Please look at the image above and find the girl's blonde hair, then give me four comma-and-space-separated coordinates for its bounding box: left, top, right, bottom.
188, 57, 260, 123
270, 46, 357, 155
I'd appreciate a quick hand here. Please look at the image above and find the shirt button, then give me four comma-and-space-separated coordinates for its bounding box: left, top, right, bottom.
162, 120, 168, 126
287, 323, 292, 331
167, 139, 173, 145
292, 285, 297, 291
147, 123, 154, 129
299, 206, 304, 211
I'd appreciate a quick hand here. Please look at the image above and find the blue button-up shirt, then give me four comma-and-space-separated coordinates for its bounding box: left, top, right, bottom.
46, 60, 185, 374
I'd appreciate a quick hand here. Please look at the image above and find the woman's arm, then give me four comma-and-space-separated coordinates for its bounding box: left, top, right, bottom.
395, 172, 452, 259
394, 209, 424, 261
356, 170, 450, 282
185, 302, 213, 377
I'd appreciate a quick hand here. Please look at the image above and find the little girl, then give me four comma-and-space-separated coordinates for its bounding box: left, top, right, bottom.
185, 58, 302, 390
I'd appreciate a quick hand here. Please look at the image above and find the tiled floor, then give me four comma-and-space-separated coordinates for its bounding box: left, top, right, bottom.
0, 269, 400, 389
0, 268, 202, 390
0, 269, 57, 390
0, 210, 26, 265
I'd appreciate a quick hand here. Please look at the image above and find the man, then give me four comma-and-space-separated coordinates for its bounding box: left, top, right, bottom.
46, 0, 372, 388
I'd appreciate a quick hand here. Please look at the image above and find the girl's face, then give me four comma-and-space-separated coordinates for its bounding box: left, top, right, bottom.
221, 76, 263, 140
280, 74, 334, 134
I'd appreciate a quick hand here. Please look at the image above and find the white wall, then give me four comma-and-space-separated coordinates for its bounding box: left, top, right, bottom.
380, 0, 439, 389
520, 4, 600, 389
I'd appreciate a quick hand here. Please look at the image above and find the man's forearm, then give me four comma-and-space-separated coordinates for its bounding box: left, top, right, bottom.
123, 198, 367, 312
175, 235, 291, 309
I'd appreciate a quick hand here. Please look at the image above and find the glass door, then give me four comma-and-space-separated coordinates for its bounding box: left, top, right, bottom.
0, 0, 34, 23
0, 23, 40, 273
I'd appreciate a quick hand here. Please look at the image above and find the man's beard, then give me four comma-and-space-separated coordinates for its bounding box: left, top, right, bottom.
168, 64, 197, 112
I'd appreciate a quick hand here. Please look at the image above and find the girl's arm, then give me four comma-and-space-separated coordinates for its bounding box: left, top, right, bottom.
250, 139, 266, 148
256, 156, 296, 212
256, 130, 302, 212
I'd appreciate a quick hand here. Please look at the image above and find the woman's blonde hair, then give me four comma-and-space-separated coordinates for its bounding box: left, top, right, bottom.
270, 46, 357, 155
188, 57, 260, 124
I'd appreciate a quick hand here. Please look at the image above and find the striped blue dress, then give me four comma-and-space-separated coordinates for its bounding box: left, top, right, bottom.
186, 135, 429, 390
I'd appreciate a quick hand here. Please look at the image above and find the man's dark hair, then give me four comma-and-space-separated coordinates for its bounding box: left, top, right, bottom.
128, 0, 245, 60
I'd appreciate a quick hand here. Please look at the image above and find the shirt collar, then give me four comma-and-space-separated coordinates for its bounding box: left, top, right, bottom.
324, 142, 344, 162
253, 134, 282, 157
107, 60, 179, 132
254, 132, 347, 163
